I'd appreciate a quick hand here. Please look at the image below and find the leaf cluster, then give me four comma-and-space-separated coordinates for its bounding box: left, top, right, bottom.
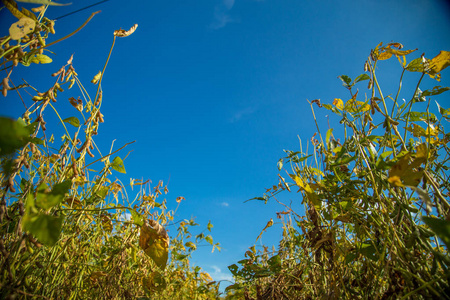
0, 3, 222, 299
227, 42, 450, 299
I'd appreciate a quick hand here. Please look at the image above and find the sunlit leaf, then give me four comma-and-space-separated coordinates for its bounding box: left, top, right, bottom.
333, 98, 343, 110
344, 99, 370, 113
428, 51, 450, 81
63, 116, 80, 128
16, 0, 71, 6
9, 17, 35, 40
130, 209, 144, 226
111, 156, 126, 173
402, 111, 437, 122
185, 241, 197, 250
139, 220, 169, 270
338, 75, 352, 87
31, 54, 52, 64
207, 220, 213, 232
205, 235, 214, 245
353, 74, 370, 84
406, 57, 428, 73
388, 144, 427, 187
422, 86, 450, 96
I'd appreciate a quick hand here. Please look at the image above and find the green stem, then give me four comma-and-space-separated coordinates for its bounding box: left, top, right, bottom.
403, 73, 425, 142
391, 68, 406, 118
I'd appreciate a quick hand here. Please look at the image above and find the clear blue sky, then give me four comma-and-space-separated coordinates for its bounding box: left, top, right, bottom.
2, 0, 450, 287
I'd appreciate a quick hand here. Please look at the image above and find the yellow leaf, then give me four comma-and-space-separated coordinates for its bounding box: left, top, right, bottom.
388, 144, 427, 187
333, 98, 344, 110
31, 54, 52, 64
139, 220, 169, 270
200, 272, 214, 282
378, 52, 393, 61
256, 218, 273, 242
428, 51, 450, 81
386, 48, 417, 57
344, 99, 371, 113
416, 143, 428, 160
9, 17, 35, 40
292, 175, 313, 193
387, 175, 404, 187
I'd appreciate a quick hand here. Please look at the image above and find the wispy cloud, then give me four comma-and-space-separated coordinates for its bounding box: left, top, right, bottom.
220, 202, 230, 207
229, 107, 256, 123
210, 265, 234, 282
210, 0, 237, 29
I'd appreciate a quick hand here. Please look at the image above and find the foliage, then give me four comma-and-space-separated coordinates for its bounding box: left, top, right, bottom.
227, 42, 450, 299
0, 2, 221, 299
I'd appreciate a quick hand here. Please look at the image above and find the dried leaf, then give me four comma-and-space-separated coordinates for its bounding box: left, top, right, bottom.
139, 219, 169, 270
114, 24, 138, 37
256, 218, 273, 242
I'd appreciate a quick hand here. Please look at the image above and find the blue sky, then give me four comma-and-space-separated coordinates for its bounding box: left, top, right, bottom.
2, 0, 450, 288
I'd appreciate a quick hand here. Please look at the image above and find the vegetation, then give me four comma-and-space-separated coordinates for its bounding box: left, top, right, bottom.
1, 1, 220, 299
1, 1, 450, 300
225, 44, 450, 299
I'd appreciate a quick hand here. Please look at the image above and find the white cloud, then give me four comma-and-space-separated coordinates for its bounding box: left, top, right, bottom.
209, 265, 234, 282
220, 202, 230, 207
223, 0, 235, 10
210, 0, 237, 29
119, 212, 132, 222
229, 107, 255, 123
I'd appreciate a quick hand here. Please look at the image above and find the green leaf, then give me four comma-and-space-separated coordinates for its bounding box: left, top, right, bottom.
23, 213, 64, 246
30, 137, 44, 145
277, 158, 283, 171
205, 235, 213, 245
436, 101, 450, 120
268, 255, 282, 273
130, 209, 144, 226
36, 180, 71, 209
422, 86, 450, 96
422, 217, 450, 249
402, 111, 437, 122
326, 128, 333, 148
406, 57, 427, 73
16, 0, 71, 6
358, 242, 379, 261
0, 117, 30, 156
63, 117, 80, 127
207, 220, 213, 232
185, 241, 197, 250
31, 54, 53, 64
111, 156, 126, 173
338, 75, 352, 87
353, 74, 370, 84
